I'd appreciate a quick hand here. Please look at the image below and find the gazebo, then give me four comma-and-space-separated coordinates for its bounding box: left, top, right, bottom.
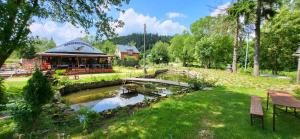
294, 47, 300, 83
38, 39, 113, 74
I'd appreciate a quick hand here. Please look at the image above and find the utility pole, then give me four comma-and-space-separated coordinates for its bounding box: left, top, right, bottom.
143, 24, 147, 76
244, 32, 249, 71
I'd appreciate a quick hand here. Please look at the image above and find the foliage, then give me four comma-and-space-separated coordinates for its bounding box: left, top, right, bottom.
149, 41, 170, 64
195, 37, 214, 68
168, 32, 196, 66
169, 34, 185, 62
19, 44, 36, 59
58, 76, 72, 87
34, 38, 56, 52
111, 33, 172, 51
128, 41, 137, 47
0, 77, 7, 108
253, 0, 281, 76
227, 0, 256, 22
17, 37, 56, 58
188, 76, 216, 90
115, 56, 139, 67
6, 99, 34, 132
55, 69, 67, 76
226, 0, 256, 73
0, 0, 130, 67
100, 40, 116, 55
261, 7, 300, 74
23, 68, 53, 113
78, 107, 101, 133
83, 65, 300, 138
192, 16, 233, 68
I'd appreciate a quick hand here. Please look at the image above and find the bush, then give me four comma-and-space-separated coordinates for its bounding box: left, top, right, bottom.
188, 76, 216, 90
78, 107, 101, 133
115, 56, 139, 67
23, 68, 53, 111
55, 69, 67, 76
0, 77, 7, 107
8, 68, 54, 132
58, 76, 71, 86
6, 100, 34, 132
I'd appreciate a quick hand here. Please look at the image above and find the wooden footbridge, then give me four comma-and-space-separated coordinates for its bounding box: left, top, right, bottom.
123, 78, 190, 87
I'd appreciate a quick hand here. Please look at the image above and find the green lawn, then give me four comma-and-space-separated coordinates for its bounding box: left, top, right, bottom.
2, 66, 300, 138
83, 87, 300, 139
2, 66, 157, 89
79, 67, 300, 139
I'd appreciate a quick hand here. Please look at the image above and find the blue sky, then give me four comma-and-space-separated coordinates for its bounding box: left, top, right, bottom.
29, 0, 231, 44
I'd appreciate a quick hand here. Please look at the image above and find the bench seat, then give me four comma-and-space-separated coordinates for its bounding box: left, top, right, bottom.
250, 96, 264, 129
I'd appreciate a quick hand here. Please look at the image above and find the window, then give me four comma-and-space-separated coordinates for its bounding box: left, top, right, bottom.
127, 49, 133, 56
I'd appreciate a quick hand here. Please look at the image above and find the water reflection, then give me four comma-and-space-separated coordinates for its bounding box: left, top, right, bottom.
68, 85, 178, 112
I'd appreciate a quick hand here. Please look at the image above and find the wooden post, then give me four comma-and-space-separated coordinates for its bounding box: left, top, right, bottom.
297, 57, 300, 83
77, 57, 79, 67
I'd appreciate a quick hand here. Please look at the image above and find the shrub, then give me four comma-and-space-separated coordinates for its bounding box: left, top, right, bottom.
23, 68, 53, 112
188, 76, 216, 90
58, 76, 71, 86
8, 68, 54, 133
78, 107, 101, 133
6, 100, 34, 132
0, 77, 7, 106
55, 69, 67, 76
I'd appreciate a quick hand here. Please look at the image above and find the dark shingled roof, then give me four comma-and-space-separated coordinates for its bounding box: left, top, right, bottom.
45, 38, 105, 54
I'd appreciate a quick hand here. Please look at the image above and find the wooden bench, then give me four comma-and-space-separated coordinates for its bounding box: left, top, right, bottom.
250, 96, 264, 129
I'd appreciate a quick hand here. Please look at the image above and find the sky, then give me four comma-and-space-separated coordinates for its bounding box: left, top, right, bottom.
29, 0, 232, 45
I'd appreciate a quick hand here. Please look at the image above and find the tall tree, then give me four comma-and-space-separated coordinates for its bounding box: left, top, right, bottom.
261, 7, 300, 74
0, 0, 129, 67
149, 41, 170, 64
253, 0, 279, 76
100, 40, 117, 55
227, 0, 255, 73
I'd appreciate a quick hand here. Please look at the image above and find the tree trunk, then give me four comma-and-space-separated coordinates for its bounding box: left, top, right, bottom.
253, 0, 262, 76
0, 47, 15, 68
232, 17, 240, 73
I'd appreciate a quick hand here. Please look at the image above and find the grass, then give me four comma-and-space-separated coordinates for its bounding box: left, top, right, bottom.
78, 67, 300, 139
2, 66, 157, 90
83, 87, 300, 139
2, 66, 300, 138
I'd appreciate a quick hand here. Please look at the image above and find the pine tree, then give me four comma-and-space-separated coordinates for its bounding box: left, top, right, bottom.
23, 67, 53, 113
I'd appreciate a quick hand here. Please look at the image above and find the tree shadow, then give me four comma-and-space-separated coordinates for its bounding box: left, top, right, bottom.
86, 86, 300, 139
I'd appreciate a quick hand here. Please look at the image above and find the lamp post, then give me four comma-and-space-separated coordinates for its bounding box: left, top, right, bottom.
143, 24, 147, 77
293, 46, 300, 83
244, 24, 254, 71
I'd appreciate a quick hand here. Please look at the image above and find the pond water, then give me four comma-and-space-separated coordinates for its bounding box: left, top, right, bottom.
65, 84, 180, 113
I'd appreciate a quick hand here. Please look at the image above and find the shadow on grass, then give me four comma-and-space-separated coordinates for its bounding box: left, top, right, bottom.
85, 86, 300, 139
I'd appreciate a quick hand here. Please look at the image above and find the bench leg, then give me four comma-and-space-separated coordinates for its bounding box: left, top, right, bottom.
294, 108, 297, 116
286, 106, 288, 112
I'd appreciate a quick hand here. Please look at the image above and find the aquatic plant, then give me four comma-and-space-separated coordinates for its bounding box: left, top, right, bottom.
78, 107, 101, 133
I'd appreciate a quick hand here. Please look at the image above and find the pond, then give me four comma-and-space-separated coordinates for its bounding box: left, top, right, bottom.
64, 83, 181, 113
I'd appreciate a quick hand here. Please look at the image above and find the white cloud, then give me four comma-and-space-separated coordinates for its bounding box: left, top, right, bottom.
29, 21, 86, 44
210, 2, 231, 17
166, 12, 186, 18
116, 8, 187, 36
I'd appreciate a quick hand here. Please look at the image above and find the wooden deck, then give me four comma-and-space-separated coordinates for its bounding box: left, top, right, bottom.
124, 78, 190, 87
